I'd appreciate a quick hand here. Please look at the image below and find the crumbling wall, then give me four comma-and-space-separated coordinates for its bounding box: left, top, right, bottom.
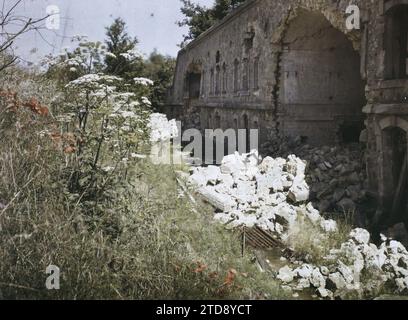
167, 0, 368, 146
363, 1, 408, 220
167, 0, 408, 222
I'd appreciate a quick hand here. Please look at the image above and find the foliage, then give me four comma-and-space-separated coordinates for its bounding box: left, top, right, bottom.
103, 19, 175, 110
286, 213, 354, 265
178, 0, 214, 46
45, 37, 107, 87
0, 6, 284, 300
0, 74, 284, 299
104, 18, 144, 82
44, 39, 153, 230
178, 0, 248, 45
142, 50, 176, 111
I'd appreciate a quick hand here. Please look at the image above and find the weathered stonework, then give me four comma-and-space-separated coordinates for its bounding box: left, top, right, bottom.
166, 0, 408, 220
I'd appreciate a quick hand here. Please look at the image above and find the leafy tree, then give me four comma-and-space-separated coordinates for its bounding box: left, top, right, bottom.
178, 0, 214, 46
178, 0, 248, 45
142, 50, 176, 111
212, 0, 247, 20
104, 18, 144, 81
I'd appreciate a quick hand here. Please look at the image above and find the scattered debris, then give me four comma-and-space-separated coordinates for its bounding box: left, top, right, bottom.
188, 150, 337, 240
187, 149, 408, 299
262, 137, 369, 218
277, 232, 408, 299
148, 113, 178, 143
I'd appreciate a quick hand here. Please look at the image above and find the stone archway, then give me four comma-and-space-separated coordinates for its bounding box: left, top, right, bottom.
185, 62, 202, 100
377, 117, 408, 223
279, 9, 366, 145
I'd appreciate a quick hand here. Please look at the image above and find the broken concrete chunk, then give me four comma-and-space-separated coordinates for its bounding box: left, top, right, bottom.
281, 173, 295, 189
350, 228, 371, 245
218, 173, 234, 188
220, 152, 245, 175
320, 266, 330, 276
271, 178, 284, 193
296, 278, 311, 290
197, 186, 236, 212
295, 264, 313, 279
288, 179, 310, 203
311, 268, 326, 289
259, 156, 285, 172
327, 272, 347, 291
263, 193, 287, 206
388, 240, 408, 255
395, 277, 408, 293
243, 150, 261, 167
286, 155, 307, 177
205, 165, 221, 185
337, 261, 355, 284
189, 169, 208, 187
385, 223, 408, 247
304, 203, 322, 224
277, 266, 295, 283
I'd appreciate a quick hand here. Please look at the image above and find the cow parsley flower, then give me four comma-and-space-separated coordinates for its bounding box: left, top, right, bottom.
134, 77, 154, 86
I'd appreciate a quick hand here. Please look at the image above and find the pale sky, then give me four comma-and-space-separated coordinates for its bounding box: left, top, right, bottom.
12, 0, 214, 64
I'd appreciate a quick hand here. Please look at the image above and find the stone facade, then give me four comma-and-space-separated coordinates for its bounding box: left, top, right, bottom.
166, 0, 408, 218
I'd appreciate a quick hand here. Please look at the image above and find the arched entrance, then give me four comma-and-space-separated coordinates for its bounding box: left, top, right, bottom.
280, 9, 366, 145
184, 63, 202, 100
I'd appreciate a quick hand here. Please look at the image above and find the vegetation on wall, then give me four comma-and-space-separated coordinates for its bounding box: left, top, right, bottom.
178, 0, 248, 46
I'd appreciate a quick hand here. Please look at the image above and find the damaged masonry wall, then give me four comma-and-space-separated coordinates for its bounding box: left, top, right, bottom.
166, 0, 408, 219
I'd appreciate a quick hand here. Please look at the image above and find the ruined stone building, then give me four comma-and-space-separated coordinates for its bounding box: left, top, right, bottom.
165, 0, 408, 221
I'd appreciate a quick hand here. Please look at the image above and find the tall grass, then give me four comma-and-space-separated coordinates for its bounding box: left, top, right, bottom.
286, 212, 354, 265
0, 75, 284, 300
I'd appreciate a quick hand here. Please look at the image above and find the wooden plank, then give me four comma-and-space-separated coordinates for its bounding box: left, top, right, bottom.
242, 226, 283, 249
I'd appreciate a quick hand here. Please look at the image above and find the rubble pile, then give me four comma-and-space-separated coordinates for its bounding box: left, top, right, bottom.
188, 150, 408, 299
148, 113, 178, 143
189, 150, 338, 239
263, 138, 368, 216
278, 229, 408, 299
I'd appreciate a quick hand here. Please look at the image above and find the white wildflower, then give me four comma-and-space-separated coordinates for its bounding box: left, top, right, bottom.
134, 77, 154, 86
141, 96, 151, 106
105, 52, 117, 59
120, 111, 138, 119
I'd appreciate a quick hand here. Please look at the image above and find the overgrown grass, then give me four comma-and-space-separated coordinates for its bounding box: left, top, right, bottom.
286, 212, 354, 265
0, 75, 285, 300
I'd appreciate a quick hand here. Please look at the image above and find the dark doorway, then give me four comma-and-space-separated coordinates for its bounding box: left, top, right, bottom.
382, 127, 408, 223
280, 9, 366, 145
385, 4, 408, 79
187, 72, 201, 99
